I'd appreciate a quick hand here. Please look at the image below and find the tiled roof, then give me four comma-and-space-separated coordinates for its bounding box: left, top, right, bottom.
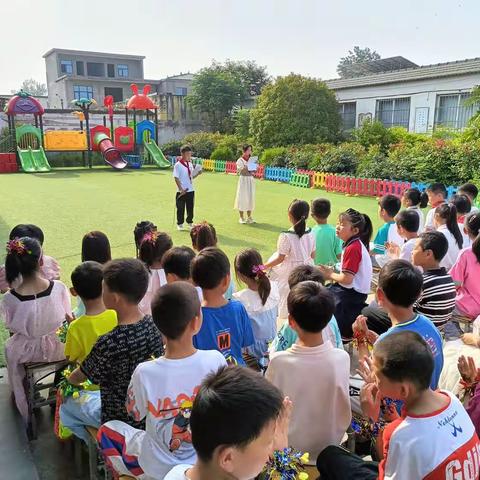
326, 58, 480, 90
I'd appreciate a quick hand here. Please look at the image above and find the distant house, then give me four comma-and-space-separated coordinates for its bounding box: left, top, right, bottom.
325, 56, 480, 132
43, 48, 193, 108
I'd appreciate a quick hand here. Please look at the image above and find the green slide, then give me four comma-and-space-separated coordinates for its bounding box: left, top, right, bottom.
143, 139, 171, 169
17, 147, 51, 173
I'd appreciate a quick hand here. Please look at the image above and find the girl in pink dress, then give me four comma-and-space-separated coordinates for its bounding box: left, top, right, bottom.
138, 231, 173, 315
0, 224, 60, 292
0, 237, 71, 422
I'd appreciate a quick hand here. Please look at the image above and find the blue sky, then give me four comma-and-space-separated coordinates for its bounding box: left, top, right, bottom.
1, 0, 479, 92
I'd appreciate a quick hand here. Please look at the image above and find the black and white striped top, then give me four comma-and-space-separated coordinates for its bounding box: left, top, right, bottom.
414, 268, 456, 328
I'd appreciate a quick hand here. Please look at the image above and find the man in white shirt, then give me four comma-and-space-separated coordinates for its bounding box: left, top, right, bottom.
173, 145, 201, 231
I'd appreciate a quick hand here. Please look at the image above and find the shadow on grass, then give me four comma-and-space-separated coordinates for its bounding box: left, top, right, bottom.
247, 222, 281, 233
217, 233, 263, 249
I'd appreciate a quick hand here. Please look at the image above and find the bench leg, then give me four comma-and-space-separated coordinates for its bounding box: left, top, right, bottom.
88, 437, 98, 480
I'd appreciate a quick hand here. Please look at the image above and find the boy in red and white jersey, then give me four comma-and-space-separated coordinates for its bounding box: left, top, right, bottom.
317, 330, 480, 480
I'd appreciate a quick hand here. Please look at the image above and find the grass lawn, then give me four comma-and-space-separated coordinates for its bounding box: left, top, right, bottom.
0, 166, 383, 365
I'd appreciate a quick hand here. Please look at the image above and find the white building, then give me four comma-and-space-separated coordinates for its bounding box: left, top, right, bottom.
325, 56, 480, 133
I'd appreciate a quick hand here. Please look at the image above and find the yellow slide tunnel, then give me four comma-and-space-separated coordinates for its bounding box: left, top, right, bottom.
44, 131, 87, 151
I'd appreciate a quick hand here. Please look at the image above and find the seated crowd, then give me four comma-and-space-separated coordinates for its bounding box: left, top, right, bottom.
1, 182, 480, 479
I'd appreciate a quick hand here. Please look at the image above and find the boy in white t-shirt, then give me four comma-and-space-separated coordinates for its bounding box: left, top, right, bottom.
173, 145, 202, 231
317, 330, 480, 480
165, 365, 290, 480
98, 282, 226, 479
386, 209, 419, 263
266, 281, 351, 465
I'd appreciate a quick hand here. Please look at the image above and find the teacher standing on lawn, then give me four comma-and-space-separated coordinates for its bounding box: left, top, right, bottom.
234, 144, 256, 224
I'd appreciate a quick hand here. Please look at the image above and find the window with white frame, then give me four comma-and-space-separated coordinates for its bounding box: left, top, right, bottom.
175, 87, 188, 96
73, 85, 94, 100
117, 64, 129, 77
435, 93, 478, 130
339, 102, 356, 130
60, 60, 73, 75
376, 97, 411, 129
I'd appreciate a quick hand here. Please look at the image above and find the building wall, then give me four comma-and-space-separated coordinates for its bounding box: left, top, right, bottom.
157, 78, 192, 95
333, 72, 480, 131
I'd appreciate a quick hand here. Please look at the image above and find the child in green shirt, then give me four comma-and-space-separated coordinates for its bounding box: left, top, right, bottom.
311, 198, 342, 266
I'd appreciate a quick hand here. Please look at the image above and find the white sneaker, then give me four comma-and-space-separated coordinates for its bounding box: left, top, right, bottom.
239, 218, 247, 224
187, 224, 193, 230
246, 217, 255, 224
177, 224, 185, 231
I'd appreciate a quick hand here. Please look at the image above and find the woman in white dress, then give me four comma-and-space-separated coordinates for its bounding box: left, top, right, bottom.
234, 144, 255, 224
264, 200, 315, 319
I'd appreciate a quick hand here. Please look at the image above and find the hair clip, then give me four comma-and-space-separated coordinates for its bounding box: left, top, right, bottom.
6, 238, 31, 255
252, 264, 266, 278
141, 230, 159, 245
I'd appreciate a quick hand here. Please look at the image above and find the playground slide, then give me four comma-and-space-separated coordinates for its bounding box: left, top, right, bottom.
93, 133, 127, 170
143, 139, 171, 169
17, 147, 51, 173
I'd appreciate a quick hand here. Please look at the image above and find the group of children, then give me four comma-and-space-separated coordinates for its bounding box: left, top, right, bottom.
1, 181, 480, 479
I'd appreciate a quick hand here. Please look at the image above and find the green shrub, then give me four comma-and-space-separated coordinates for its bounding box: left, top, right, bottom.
160, 140, 183, 156
217, 134, 243, 160
311, 142, 365, 174
260, 147, 289, 167
211, 146, 236, 161
351, 120, 395, 152
182, 131, 224, 158
356, 145, 389, 178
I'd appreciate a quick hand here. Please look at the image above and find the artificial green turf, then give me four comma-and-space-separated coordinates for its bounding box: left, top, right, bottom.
0, 166, 383, 366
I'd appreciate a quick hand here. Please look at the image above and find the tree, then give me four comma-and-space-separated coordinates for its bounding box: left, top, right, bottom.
337, 47, 381, 78
250, 74, 341, 148
187, 60, 270, 131
13, 78, 47, 96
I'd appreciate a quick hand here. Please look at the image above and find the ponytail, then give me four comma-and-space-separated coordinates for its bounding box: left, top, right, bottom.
466, 213, 480, 263
437, 204, 463, 249
360, 214, 373, 250
288, 200, 310, 238
190, 222, 217, 252
235, 248, 271, 306
139, 231, 173, 267
134, 220, 157, 257
5, 237, 42, 286
293, 216, 307, 237
419, 192, 429, 209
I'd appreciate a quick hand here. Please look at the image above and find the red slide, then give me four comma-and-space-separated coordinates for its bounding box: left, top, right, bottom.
94, 132, 128, 170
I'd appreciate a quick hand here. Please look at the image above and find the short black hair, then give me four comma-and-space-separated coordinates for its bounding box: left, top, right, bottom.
162, 246, 196, 280
288, 264, 325, 288
459, 183, 478, 200
311, 198, 331, 219
180, 144, 192, 154
450, 194, 471, 216
419, 231, 448, 261
151, 282, 200, 340
395, 209, 419, 233
378, 260, 423, 307
379, 194, 401, 218
191, 366, 283, 462
103, 258, 149, 304
427, 183, 447, 198
9, 224, 44, 245
71, 261, 104, 300
242, 144, 253, 152
81, 231, 111, 264
374, 331, 434, 391
287, 281, 335, 333
191, 247, 230, 290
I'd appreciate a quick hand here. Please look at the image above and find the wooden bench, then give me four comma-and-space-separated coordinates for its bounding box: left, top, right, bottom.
23, 359, 69, 439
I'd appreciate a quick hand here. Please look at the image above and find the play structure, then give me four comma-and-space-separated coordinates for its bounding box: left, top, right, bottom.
1, 85, 171, 173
